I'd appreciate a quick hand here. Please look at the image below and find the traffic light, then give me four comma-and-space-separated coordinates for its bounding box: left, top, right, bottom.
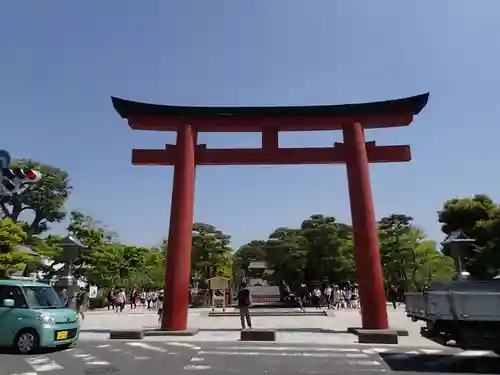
1, 167, 41, 195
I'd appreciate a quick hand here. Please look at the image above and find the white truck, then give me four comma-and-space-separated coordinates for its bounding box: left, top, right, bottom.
405, 280, 500, 354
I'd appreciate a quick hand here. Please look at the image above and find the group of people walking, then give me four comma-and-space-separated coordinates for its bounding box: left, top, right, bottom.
292, 283, 361, 311
107, 288, 164, 312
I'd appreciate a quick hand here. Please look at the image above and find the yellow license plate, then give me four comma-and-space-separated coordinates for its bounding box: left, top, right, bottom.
56, 331, 68, 340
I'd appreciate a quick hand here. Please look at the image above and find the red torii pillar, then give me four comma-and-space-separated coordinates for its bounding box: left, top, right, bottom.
112, 93, 430, 332
163, 124, 196, 331
342, 123, 387, 328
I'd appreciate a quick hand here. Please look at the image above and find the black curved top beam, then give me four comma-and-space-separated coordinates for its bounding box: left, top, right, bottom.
111, 93, 429, 119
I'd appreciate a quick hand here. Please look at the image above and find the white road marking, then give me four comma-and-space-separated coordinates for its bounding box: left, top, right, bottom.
349, 360, 382, 366
11, 373, 38, 375
111, 348, 121, 352
405, 350, 420, 354
86, 361, 111, 366
198, 351, 366, 358
420, 349, 442, 354
133, 356, 151, 360
167, 342, 197, 348
456, 350, 492, 357
363, 348, 392, 354
72, 353, 94, 359
216, 346, 360, 352
183, 364, 212, 370
127, 342, 168, 352
190, 357, 205, 362
26, 356, 63, 372
96, 344, 110, 348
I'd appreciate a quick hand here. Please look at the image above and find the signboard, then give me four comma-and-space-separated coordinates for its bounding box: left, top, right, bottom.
89, 285, 98, 299
207, 276, 230, 290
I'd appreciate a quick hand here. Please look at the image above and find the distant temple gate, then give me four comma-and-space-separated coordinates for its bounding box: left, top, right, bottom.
112, 92, 430, 332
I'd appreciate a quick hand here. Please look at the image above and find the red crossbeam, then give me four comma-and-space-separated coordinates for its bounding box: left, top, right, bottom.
127, 113, 414, 132
131, 145, 411, 166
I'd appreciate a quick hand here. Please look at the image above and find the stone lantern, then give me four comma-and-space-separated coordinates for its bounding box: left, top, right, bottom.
442, 230, 475, 281
53, 236, 89, 308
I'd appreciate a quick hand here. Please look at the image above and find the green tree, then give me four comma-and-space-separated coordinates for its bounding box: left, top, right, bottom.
438, 194, 500, 278
0, 159, 71, 237
0, 218, 32, 278
378, 214, 455, 291
242, 215, 355, 290
66, 211, 119, 283
136, 250, 165, 288
233, 240, 268, 285
29, 234, 64, 279
191, 223, 233, 280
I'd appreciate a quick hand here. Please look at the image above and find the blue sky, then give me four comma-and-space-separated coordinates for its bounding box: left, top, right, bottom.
1, 1, 498, 249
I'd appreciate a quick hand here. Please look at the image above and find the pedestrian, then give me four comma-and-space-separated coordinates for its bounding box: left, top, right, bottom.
297, 283, 308, 311
129, 289, 137, 309
115, 288, 126, 313
58, 288, 69, 307
76, 287, 86, 320
157, 292, 164, 326
107, 290, 115, 310
324, 284, 332, 309
312, 287, 322, 309
237, 282, 252, 330
388, 285, 398, 310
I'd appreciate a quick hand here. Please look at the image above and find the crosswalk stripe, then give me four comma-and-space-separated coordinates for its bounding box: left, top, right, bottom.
70, 348, 110, 366
183, 364, 212, 370
25, 355, 63, 372
126, 342, 168, 352
190, 357, 205, 361
167, 342, 197, 348
455, 350, 492, 357
86, 361, 112, 365
198, 350, 367, 358
214, 346, 360, 352
350, 360, 382, 366
420, 349, 443, 354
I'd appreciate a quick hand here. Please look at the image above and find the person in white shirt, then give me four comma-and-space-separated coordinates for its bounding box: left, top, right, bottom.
115, 289, 126, 313
324, 285, 332, 309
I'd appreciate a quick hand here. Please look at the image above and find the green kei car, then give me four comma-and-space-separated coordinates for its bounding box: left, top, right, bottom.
0, 279, 80, 353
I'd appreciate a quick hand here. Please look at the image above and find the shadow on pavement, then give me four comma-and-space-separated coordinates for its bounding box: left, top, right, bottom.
0, 344, 74, 355
380, 352, 500, 374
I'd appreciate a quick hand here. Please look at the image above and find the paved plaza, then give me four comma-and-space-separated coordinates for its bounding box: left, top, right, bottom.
79, 306, 438, 347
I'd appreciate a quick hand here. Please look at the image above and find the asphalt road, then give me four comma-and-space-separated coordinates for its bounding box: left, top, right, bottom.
1, 340, 499, 375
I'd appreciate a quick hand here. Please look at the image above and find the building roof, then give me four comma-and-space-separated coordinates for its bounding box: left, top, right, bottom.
15, 245, 40, 257
57, 236, 88, 249
111, 93, 429, 120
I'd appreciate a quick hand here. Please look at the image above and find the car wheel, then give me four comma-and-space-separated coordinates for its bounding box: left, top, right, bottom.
14, 329, 39, 354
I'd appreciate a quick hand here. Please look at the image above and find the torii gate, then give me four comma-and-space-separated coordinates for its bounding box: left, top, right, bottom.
111, 92, 429, 333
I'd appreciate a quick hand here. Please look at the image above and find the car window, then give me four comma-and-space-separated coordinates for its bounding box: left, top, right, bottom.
0, 285, 28, 308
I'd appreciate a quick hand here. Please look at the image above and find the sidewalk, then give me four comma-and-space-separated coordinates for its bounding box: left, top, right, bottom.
79, 307, 439, 347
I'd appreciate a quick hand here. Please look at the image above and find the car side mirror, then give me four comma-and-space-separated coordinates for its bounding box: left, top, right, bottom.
2, 299, 15, 308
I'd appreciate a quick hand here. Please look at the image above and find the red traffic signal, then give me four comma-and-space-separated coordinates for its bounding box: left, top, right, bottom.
25, 169, 38, 180
4, 167, 40, 181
